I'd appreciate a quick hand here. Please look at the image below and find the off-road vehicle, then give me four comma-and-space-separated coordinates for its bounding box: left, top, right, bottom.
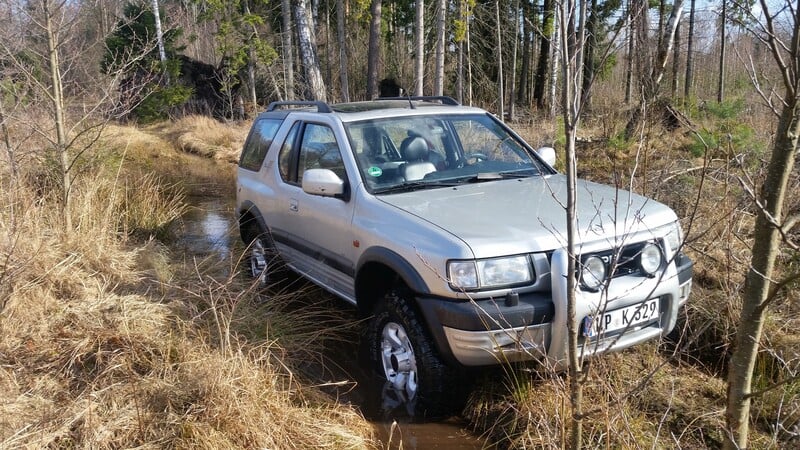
236, 97, 693, 414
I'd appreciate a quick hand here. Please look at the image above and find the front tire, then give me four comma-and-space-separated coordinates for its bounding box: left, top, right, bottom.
242, 225, 284, 287
367, 284, 463, 418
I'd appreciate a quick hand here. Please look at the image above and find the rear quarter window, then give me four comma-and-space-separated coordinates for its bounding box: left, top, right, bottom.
239, 118, 283, 171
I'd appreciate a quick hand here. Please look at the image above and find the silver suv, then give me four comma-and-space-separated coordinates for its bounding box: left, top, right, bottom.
236, 97, 693, 413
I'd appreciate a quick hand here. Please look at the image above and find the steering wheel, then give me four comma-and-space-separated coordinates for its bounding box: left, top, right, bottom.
464, 153, 488, 164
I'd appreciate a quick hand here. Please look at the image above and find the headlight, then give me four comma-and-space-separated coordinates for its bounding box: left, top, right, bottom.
639, 242, 663, 276
580, 255, 607, 291
662, 223, 682, 253
448, 255, 533, 290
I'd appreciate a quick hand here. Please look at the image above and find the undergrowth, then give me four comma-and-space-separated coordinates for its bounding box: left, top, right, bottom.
0, 125, 374, 448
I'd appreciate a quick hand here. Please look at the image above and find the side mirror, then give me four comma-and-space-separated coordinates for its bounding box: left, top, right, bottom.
536, 146, 556, 167
302, 168, 345, 197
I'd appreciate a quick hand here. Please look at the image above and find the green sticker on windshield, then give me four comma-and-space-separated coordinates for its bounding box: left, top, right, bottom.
367, 166, 383, 177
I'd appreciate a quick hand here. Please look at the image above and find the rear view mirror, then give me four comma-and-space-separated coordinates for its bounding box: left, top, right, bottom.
302, 169, 345, 197
536, 147, 556, 167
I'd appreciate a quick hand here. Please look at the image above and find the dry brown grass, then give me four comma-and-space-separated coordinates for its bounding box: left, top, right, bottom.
150, 115, 249, 164
465, 345, 729, 449
0, 123, 375, 448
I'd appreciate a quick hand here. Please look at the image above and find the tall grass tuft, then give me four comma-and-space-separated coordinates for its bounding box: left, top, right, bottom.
152, 115, 249, 164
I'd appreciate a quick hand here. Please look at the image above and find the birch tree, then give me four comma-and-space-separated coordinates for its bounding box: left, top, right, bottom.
293, 0, 327, 101
557, 0, 588, 445
625, 0, 686, 137
415, 0, 424, 96
433, 0, 446, 96
723, 2, 799, 447
151, 0, 167, 62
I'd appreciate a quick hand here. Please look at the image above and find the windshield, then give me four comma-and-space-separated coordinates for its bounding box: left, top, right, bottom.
345, 113, 550, 194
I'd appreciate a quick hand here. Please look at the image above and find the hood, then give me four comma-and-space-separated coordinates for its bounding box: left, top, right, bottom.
378, 175, 677, 258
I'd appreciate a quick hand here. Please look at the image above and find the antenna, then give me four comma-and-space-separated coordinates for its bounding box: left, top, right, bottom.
406, 90, 415, 110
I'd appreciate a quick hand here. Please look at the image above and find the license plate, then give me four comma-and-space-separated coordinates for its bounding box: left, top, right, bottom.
582, 298, 660, 337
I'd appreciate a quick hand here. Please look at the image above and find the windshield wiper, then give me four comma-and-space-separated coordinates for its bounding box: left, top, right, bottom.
465, 169, 539, 182
372, 180, 462, 194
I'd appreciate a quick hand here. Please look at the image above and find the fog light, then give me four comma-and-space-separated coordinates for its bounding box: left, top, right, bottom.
580, 256, 606, 291
639, 242, 663, 276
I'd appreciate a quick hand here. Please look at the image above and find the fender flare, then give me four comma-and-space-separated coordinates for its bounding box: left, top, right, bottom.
356, 246, 431, 295
237, 201, 269, 243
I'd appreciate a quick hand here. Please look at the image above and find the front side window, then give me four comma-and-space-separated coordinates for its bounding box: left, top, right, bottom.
278, 122, 300, 182
298, 124, 346, 183
240, 118, 282, 171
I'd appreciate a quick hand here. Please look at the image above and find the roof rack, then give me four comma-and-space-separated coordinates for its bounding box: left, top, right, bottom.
376, 96, 460, 106
266, 100, 332, 113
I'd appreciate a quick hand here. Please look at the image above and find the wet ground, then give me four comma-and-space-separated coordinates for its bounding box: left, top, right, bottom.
176, 197, 485, 449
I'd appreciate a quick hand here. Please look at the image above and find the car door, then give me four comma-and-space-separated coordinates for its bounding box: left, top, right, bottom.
269, 118, 357, 301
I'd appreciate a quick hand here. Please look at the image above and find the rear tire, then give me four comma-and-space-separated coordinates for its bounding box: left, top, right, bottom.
366, 283, 464, 418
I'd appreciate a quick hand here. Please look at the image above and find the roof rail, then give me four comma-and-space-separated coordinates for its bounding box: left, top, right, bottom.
377, 96, 460, 106
266, 100, 332, 113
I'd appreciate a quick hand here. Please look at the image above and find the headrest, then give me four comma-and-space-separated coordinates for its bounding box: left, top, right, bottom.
401, 136, 428, 161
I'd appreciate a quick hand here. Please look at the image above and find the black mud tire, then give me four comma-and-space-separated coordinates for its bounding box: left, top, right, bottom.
366, 283, 465, 419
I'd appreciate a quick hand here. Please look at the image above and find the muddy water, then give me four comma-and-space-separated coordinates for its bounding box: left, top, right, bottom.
178, 197, 485, 449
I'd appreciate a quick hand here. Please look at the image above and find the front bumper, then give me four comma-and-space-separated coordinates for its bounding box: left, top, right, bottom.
416, 249, 693, 367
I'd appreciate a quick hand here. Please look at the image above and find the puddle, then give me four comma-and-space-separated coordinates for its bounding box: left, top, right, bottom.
178, 197, 237, 262
178, 197, 485, 449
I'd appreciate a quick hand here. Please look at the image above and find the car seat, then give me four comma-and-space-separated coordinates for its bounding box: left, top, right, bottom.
399, 136, 437, 181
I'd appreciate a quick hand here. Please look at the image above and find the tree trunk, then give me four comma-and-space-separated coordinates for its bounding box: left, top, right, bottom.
548, 10, 559, 118
243, 1, 259, 116
150, 0, 166, 62
293, 0, 327, 101
43, 0, 71, 230
466, 2, 473, 105
671, 19, 680, 98
723, 5, 799, 448
534, 0, 553, 110
415, 0, 425, 96
684, 0, 696, 99
366, 0, 381, 99
247, 49, 257, 115
517, 0, 531, 105
649, 0, 685, 95
581, 0, 598, 110
337, 0, 350, 101
282, 0, 295, 100
717, 0, 726, 103
626, 0, 685, 138
625, 0, 634, 104
433, 0, 446, 96
456, 0, 464, 102
495, 0, 504, 119
558, 0, 588, 446
508, 0, 520, 121
724, 81, 798, 450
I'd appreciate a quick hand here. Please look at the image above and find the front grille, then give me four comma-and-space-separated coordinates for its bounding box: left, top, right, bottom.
582, 240, 663, 279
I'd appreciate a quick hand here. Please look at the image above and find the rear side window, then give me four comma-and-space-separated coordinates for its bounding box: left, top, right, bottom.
239, 118, 282, 171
